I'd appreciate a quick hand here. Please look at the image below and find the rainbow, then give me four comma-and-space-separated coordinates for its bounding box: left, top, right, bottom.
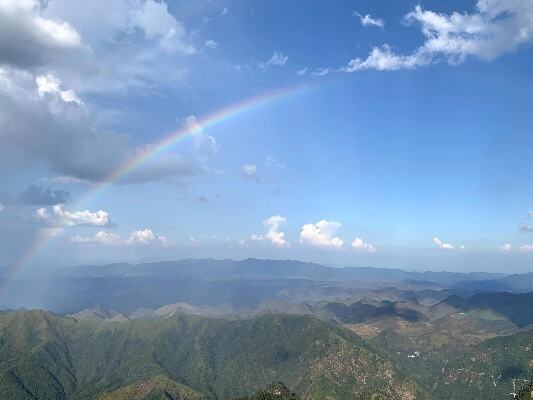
9, 83, 311, 277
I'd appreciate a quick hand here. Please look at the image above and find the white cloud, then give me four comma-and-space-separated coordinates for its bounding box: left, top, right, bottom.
263, 51, 288, 68
36, 74, 83, 105
242, 164, 260, 182
264, 215, 288, 247
265, 156, 285, 169
71, 230, 122, 245
36, 204, 111, 227
250, 234, 263, 241
296, 67, 308, 76
351, 237, 377, 253
519, 244, 533, 252
221, 7, 228, 16
0, 203, 4, 212
433, 237, 454, 250
344, 0, 533, 72
71, 228, 169, 246
344, 45, 425, 72
300, 220, 344, 249
354, 12, 385, 28
500, 243, 512, 252
459, 244, 467, 251
131, 0, 195, 55
205, 39, 218, 49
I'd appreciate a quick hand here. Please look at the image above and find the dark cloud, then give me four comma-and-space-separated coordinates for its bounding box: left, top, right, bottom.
0, 0, 84, 69
520, 223, 533, 233
17, 185, 70, 205
0, 71, 203, 185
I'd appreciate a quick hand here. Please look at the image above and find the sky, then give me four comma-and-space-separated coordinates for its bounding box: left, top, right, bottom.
1, 0, 533, 274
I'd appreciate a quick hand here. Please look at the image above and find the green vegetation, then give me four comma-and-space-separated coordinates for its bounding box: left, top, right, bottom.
232, 382, 299, 400
0, 310, 428, 400
98, 375, 204, 400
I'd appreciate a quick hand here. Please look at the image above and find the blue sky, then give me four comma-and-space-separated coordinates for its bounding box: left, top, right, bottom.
1, 0, 533, 272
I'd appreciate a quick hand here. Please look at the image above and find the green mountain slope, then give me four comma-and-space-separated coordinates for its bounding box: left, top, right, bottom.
0, 310, 430, 400
232, 382, 299, 400
432, 328, 533, 399
98, 375, 204, 400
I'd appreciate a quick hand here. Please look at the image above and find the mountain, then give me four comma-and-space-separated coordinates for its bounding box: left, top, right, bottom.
432, 328, 533, 399
98, 375, 204, 400
0, 310, 429, 400
437, 292, 533, 327
316, 300, 426, 324
57, 259, 506, 286
232, 382, 299, 400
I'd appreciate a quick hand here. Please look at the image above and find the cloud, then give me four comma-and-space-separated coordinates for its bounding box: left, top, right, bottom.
264, 215, 288, 247
71, 228, 169, 246
130, 0, 196, 55
354, 12, 385, 28
344, 0, 533, 72
520, 223, 533, 232
71, 230, 122, 245
36, 204, 112, 227
265, 156, 285, 169
242, 164, 260, 182
500, 243, 512, 252
0, 69, 205, 184
519, 244, 533, 252
36, 74, 83, 105
433, 237, 454, 250
205, 39, 218, 49
300, 220, 344, 249
351, 237, 377, 253
221, 7, 228, 16
263, 51, 288, 68
0, 0, 83, 69
459, 244, 467, 251
17, 185, 70, 205
296, 67, 308, 76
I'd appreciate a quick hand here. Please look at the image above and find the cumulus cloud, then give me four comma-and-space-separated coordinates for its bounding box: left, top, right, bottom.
0, 0, 83, 68
433, 237, 454, 250
344, 0, 533, 72
36, 204, 112, 227
71, 228, 169, 246
242, 164, 260, 182
500, 243, 512, 252
130, 0, 196, 55
354, 12, 385, 28
300, 220, 344, 249
264, 215, 288, 247
519, 244, 533, 252
351, 237, 377, 253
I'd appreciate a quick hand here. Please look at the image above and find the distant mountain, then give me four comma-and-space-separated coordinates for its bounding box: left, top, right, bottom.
0, 310, 429, 400
59, 258, 506, 286
68, 305, 128, 322
437, 292, 533, 327
315, 299, 426, 324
